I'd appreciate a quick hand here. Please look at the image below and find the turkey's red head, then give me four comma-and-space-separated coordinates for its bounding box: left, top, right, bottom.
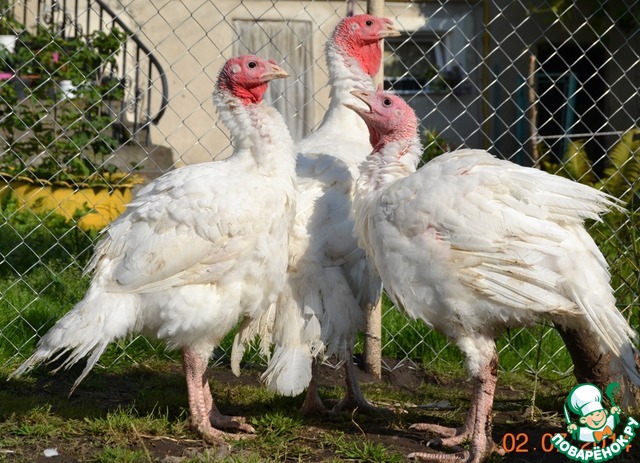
345, 87, 417, 149
217, 55, 289, 105
332, 14, 400, 77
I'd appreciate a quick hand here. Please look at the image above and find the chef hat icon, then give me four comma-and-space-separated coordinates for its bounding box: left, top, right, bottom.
567, 384, 604, 417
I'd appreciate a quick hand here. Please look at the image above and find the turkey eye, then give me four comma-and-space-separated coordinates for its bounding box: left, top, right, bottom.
365, 20, 373, 26
248, 61, 257, 69
383, 98, 392, 107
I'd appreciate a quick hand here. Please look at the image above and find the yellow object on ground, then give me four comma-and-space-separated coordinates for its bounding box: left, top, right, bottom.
0, 173, 144, 231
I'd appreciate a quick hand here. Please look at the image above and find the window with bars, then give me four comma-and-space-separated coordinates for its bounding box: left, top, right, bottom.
384, 31, 469, 95
383, 33, 446, 94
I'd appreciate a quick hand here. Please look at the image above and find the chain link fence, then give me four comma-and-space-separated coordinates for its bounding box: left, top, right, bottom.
1, 0, 638, 380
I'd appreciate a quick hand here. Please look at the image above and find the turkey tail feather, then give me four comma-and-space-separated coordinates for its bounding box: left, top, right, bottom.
9, 288, 138, 394
261, 345, 313, 397
572, 289, 640, 387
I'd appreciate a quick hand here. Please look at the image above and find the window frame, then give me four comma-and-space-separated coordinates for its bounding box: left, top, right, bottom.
383, 31, 449, 95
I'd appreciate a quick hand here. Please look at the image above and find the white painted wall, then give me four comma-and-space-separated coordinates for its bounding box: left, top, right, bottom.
104, 1, 357, 164
104, 1, 467, 165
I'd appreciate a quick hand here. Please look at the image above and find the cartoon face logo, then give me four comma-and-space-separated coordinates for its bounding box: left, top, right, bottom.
565, 383, 620, 444
551, 382, 639, 462
581, 410, 609, 430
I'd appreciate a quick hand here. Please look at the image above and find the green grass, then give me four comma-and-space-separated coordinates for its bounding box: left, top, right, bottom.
376, 297, 575, 379
379, 297, 466, 368
591, 210, 640, 327
94, 447, 152, 463
4, 360, 632, 462
326, 432, 405, 463
0, 363, 411, 462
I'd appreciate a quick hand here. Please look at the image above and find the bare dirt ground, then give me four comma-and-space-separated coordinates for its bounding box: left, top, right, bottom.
2, 357, 639, 463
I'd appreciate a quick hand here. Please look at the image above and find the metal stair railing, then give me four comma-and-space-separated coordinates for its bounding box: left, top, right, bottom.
10, 0, 168, 146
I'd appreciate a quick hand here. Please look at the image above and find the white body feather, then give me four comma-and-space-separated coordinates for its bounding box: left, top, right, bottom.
354, 145, 639, 382
235, 39, 381, 397
12, 91, 297, 392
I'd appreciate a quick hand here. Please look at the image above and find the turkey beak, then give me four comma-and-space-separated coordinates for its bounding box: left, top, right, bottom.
377, 21, 401, 39
344, 90, 372, 116
262, 63, 289, 82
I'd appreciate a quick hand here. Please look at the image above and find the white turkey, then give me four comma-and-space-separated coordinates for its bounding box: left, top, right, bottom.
232, 14, 399, 414
347, 88, 640, 463
10, 55, 296, 444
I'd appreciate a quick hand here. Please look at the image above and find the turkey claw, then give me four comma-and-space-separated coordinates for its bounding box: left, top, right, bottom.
210, 413, 255, 434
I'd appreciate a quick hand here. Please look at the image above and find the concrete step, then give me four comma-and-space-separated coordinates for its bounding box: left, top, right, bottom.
106, 141, 174, 184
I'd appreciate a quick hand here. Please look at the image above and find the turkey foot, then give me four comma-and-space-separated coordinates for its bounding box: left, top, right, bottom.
300, 362, 331, 416
332, 355, 379, 414
189, 405, 255, 445
407, 440, 503, 463
209, 409, 255, 434
183, 347, 254, 444
410, 398, 476, 447
204, 382, 255, 434
410, 422, 469, 448
409, 423, 458, 437
332, 395, 379, 414
190, 420, 249, 445
407, 352, 504, 463
407, 437, 503, 463
407, 450, 470, 462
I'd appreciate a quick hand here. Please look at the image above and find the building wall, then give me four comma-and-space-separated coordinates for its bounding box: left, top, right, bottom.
105, 1, 366, 165
103, 0, 639, 166
103, 1, 483, 165
383, 1, 485, 151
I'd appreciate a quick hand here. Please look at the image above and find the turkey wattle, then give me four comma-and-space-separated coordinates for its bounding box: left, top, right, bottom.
11, 55, 297, 445
347, 88, 640, 463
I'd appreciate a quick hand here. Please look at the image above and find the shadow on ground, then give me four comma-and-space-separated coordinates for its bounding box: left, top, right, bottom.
1, 358, 638, 462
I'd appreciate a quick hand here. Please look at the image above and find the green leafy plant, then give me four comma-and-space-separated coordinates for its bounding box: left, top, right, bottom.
539, 128, 640, 206
0, 25, 130, 185
530, 0, 640, 33
250, 412, 303, 443
0, 3, 23, 36
419, 129, 450, 167
19, 26, 127, 84
600, 130, 640, 201
0, 18, 21, 37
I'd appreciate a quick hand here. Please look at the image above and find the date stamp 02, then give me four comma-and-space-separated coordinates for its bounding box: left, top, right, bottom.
507, 382, 640, 462
501, 430, 634, 455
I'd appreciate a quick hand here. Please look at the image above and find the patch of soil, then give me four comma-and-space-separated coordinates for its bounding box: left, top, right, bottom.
3, 358, 640, 463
